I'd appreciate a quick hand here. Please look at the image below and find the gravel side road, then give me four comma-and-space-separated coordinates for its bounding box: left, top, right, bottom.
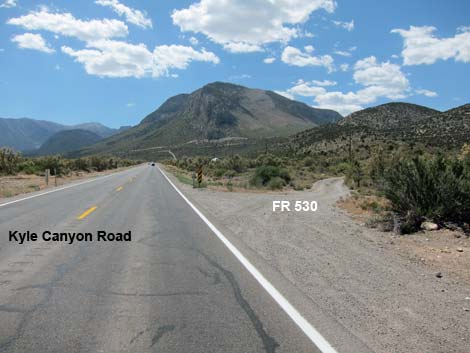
168, 173, 470, 353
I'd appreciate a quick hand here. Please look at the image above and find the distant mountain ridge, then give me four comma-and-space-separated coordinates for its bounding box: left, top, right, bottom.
0, 118, 127, 152
80, 82, 342, 155
34, 129, 103, 156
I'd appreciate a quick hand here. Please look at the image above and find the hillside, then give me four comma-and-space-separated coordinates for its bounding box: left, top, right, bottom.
291, 103, 470, 155
80, 82, 342, 156
0, 118, 123, 152
35, 129, 103, 156
338, 102, 440, 129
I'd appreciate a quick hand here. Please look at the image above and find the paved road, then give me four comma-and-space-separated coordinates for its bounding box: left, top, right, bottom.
0, 165, 354, 353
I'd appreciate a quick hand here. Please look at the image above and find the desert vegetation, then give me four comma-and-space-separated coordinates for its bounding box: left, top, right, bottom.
0, 148, 139, 177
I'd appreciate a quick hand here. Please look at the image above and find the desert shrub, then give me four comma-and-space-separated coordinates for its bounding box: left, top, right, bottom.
213, 168, 226, 177
379, 155, 470, 231
345, 159, 363, 188
303, 157, 314, 167
267, 176, 285, 190
18, 160, 41, 175
250, 165, 291, 188
0, 148, 21, 175
225, 155, 246, 173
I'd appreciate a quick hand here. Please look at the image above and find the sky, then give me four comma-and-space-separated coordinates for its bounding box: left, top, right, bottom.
0, 0, 469, 128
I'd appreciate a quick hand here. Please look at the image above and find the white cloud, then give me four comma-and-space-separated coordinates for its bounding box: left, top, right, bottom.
153, 45, 220, 76
7, 10, 128, 42
288, 82, 326, 97
333, 50, 351, 57
340, 63, 349, 71
223, 42, 263, 53
281, 56, 411, 115
189, 36, 199, 45
392, 25, 470, 65
333, 19, 354, 31
126, 102, 135, 107
11, 33, 55, 54
304, 45, 314, 53
352, 56, 409, 98
281, 45, 334, 72
416, 89, 438, 97
172, 0, 336, 52
0, 0, 17, 8
263, 57, 276, 64
95, 0, 152, 29
312, 79, 336, 86
62, 40, 219, 78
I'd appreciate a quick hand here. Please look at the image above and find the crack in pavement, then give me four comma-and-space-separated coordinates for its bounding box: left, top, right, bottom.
151, 325, 176, 347
197, 266, 221, 285
198, 250, 280, 353
0, 243, 87, 352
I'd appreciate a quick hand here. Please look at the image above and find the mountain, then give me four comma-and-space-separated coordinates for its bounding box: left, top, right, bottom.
0, 118, 123, 152
80, 82, 342, 155
35, 129, 103, 156
0, 118, 65, 151
72, 122, 118, 138
338, 102, 440, 129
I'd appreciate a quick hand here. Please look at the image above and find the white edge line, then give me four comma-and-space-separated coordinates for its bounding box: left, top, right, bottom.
157, 166, 338, 353
0, 167, 139, 208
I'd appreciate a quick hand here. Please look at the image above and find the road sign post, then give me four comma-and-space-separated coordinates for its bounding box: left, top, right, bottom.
197, 166, 203, 188
45, 169, 50, 186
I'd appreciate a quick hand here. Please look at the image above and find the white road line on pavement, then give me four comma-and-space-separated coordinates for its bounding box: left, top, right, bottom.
0, 167, 140, 208
157, 166, 339, 353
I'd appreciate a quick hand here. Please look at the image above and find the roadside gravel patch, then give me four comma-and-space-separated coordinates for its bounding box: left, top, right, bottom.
167, 170, 470, 353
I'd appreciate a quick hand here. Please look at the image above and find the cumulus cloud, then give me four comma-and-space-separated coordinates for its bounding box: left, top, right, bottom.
280, 56, 413, 115
281, 45, 334, 72
340, 63, 349, 71
172, 0, 336, 52
223, 42, 263, 53
11, 33, 55, 54
95, 0, 152, 29
392, 25, 470, 65
0, 0, 17, 8
333, 19, 354, 31
7, 9, 128, 42
153, 44, 220, 76
62, 40, 219, 78
263, 57, 276, 64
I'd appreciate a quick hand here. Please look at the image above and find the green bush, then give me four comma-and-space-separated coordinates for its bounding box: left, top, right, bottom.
267, 176, 285, 190
250, 165, 291, 188
379, 155, 470, 231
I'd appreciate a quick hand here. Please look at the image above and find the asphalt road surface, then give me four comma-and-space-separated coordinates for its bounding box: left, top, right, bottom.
0, 165, 371, 353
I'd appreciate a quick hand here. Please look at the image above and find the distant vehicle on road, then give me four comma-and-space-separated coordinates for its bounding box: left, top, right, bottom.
151, 162, 155, 166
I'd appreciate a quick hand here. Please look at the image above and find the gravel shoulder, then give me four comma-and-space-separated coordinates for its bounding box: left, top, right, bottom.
164, 167, 470, 353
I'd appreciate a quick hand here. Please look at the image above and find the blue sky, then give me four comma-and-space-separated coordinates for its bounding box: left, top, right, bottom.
0, 0, 469, 128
